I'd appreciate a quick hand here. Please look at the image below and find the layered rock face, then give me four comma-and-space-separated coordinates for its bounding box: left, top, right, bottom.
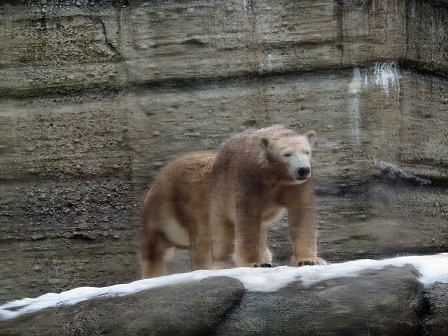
0, 0, 447, 303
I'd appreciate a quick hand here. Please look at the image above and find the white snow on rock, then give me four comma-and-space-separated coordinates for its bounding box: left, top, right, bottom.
1, 253, 447, 321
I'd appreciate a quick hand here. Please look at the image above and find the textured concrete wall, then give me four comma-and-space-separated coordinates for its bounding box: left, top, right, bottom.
0, 0, 447, 302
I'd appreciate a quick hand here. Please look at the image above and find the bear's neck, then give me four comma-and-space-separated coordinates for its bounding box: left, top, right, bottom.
261, 157, 294, 186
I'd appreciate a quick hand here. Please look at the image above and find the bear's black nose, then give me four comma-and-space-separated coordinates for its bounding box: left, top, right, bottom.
298, 167, 310, 178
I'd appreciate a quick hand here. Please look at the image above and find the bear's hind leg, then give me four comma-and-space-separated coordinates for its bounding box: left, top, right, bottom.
210, 215, 235, 269
187, 217, 212, 271
260, 225, 273, 266
189, 236, 212, 271
140, 231, 173, 278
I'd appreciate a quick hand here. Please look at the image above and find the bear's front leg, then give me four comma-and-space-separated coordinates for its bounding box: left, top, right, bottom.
233, 248, 273, 268
233, 206, 272, 268
288, 206, 326, 266
288, 211, 326, 267
285, 180, 326, 267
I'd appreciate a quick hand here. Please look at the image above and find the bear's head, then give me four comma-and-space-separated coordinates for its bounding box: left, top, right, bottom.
260, 130, 316, 183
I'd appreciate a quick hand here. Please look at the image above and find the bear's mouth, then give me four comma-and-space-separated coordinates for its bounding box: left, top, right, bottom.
293, 174, 310, 182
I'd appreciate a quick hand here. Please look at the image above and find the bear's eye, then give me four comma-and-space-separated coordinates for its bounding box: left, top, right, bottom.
304, 150, 310, 155
283, 152, 292, 157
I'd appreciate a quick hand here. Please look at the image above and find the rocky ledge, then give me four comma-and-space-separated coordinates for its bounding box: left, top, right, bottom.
1, 255, 448, 336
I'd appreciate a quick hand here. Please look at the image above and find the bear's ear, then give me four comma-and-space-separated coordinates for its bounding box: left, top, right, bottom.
260, 137, 270, 150
305, 131, 316, 146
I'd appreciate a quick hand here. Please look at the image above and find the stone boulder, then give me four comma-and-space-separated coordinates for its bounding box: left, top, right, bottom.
3, 265, 447, 336
424, 282, 448, 336
214, 265, 424, 336
0, 277, 245, 336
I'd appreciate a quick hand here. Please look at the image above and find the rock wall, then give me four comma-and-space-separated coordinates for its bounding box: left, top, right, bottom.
0, 0, 447, 302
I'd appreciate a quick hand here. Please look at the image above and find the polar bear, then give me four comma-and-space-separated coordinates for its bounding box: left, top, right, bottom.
210, 125, 326, 268
139, 125, 325, 278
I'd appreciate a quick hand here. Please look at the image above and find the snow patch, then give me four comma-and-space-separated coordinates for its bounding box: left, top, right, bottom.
1, 254, 447, 321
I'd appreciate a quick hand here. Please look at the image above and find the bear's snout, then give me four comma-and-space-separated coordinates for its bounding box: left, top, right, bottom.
297, 167, 311, 179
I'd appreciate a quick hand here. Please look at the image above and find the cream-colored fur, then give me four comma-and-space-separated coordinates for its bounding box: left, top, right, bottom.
139, 126, 325, 278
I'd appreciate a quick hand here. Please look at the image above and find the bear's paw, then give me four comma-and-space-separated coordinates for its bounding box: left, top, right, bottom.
294, 257, 326, 267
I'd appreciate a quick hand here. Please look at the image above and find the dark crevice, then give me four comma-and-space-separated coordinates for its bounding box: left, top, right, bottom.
417, 290, 432, 336
209, 289, 245, 336
94, 16, 120, 58
333, 0, 345, 62
398, 59, 448, 80
333, 0, 344, 41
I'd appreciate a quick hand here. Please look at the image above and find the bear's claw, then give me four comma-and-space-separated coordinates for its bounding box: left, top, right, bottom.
253, 263, 272, 268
